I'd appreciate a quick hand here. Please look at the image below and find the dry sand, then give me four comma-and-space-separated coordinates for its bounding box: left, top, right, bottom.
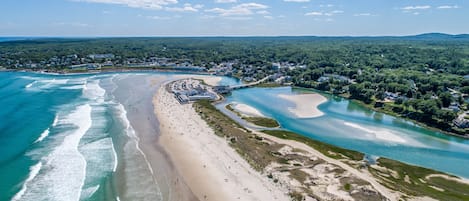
172, 75, 222, 86
154, 86, 289, 201
278, 93, 327, 118
253, 130, 402, 201
231, 103, 265, 117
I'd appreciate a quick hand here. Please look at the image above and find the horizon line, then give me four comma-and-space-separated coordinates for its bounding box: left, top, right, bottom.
1, 32, 469, 39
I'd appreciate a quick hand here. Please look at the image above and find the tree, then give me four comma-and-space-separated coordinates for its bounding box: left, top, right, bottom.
439, 92, 452, 108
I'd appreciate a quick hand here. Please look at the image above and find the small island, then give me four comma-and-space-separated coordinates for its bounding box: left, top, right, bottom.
226, 103, 280, 128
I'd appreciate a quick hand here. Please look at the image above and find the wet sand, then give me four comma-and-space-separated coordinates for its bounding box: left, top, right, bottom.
109, 74, 197, 201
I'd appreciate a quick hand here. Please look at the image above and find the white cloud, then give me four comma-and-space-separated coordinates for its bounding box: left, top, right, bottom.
264, 15, 274, 19
353, 13, 372, 17
75, 0, 178, 10
320, 4, 334, 8
205, 3, 268, 16
147, 15, 172, 20
165, 3, 202, 12
256, 10, 270, 15
215, 0, 237, 3
283, 0, 310, 2
437, 5, 459, 9
305, 10, 343, 16
305, 11, 323, 16
401, 5, 431, 10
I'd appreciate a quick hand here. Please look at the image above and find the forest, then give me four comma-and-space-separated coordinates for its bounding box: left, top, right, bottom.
1, 35, 468, 135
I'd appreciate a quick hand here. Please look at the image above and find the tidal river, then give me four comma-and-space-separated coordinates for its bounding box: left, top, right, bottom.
223, 87, 469, 179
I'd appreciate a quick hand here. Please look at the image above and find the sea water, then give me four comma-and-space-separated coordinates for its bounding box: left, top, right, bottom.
0, 71, 238, 201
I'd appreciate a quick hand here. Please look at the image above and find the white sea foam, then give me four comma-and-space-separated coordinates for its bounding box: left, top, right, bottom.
11, 162, 42, 201
83, 80, 106, 103
111, 138, 118, 172
18, 104, 92, 201
343, 122, 407, 144
61, 85, 85, 90
116, 104, 154, 174
34, 128, 50, 143
52, 114, 59, 127
115, 103, 162, 200
24, 78, 71, 91
25, 81, 36, 88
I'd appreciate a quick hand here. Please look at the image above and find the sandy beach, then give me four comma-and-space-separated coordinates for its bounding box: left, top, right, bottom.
231, 103, 265, 117
278, 93, 327, 118
154, 86, 289, 201
172, 74, 222, 86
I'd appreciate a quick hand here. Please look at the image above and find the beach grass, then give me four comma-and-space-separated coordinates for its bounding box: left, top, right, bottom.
194, 99, 469, 201
242, 117, 280, 127
262, 130, 364, 161
370, 158, 469, 201
225, 104, 280, 128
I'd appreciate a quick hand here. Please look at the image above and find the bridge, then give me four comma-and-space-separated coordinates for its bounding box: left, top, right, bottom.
229, 75, 272, 90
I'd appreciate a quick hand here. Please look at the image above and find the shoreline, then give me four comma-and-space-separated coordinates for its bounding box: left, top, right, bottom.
154, 85, 290, 201
278, 93, 327, 118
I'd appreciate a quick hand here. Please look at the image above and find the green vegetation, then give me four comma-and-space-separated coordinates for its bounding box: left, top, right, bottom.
263, 130, 364, 161
370, 158, 469, 201
195, 100, 469, 200
194, 100, 280, 170
242, 117, 280, 128
225, 104, 280, 128
2, 37, 468, 136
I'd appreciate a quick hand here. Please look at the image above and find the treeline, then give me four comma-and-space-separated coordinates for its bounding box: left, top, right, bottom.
1, 37, 468, 134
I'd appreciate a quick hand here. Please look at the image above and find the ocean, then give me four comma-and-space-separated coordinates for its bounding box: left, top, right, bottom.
0, 72, 239, 201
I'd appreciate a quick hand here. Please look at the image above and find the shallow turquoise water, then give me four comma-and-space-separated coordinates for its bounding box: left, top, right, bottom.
0, 71, 239, 201
225, 87, 469, 178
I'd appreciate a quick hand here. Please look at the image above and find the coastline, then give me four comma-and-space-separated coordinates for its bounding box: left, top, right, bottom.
108, 74, 197, 201
278, 93, 327, 118
154, 85, 290, 201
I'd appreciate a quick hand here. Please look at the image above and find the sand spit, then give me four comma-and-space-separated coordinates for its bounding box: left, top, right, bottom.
231, 103, 265, 117
154, 86, 290, 201
278, 93, 327, 118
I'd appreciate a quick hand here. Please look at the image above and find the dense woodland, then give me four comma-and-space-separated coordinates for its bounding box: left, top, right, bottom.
1, 35, 468, 135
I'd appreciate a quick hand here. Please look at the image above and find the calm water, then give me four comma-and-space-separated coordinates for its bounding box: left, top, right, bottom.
0, 71, 237, 201
224, 87, 469, 178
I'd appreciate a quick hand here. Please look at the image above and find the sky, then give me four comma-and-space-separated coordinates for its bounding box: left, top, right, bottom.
1, 0, 468, 36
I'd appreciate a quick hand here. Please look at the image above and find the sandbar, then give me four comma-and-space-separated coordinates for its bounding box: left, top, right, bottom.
231, 103, 265, 117
278, 93, 327, 118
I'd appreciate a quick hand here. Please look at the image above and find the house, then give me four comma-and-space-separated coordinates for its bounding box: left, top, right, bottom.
448, 102, 461, 112
453, 112, 469, 129
88, 54, 115, 60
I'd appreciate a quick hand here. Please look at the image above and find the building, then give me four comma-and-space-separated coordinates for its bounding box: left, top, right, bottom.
88, 54, 115, 60
453, 112, 469, 129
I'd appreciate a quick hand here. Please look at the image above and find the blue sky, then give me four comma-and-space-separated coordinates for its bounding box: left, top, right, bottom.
1, 0, 468, 36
